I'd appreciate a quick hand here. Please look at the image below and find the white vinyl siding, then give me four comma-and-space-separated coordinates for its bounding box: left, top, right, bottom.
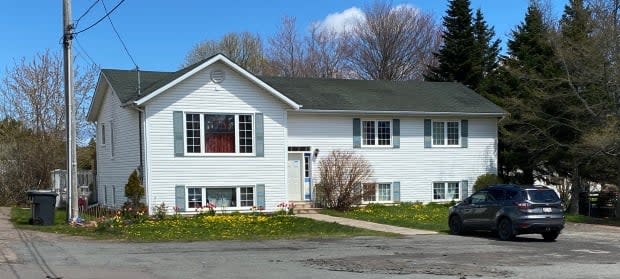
95, 86, 141, 208
288, 114, 497, 203
144, 62, 288, 212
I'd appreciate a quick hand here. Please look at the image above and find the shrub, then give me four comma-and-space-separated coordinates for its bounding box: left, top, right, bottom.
315, 150, 373, 211
474, 173, 503, 191
124, 170, 144, 206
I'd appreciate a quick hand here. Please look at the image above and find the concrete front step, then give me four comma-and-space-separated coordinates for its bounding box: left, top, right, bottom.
289, 201, 322, 214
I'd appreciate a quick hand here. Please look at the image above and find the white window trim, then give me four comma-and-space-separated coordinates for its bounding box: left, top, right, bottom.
362, 182, 393, 203
360, 119, 393, 148
186, 186, 256, 210
183, 112, 256, 156
431, 181, 461, 201
431, 120, 461, 147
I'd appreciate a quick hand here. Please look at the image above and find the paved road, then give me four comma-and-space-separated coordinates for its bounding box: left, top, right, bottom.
2, 208, 620, 279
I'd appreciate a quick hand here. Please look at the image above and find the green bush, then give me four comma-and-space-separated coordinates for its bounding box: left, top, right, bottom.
124, 170, 144, 206
473, 173, 503, 191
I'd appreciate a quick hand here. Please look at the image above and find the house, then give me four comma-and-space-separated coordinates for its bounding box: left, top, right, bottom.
86, 54, 506, 214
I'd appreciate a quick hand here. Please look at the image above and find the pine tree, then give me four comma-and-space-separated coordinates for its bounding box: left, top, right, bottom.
426, 0, 499, 91
473, 9, 500, 81
426, 0, 475, 86
492, 4, 561, 185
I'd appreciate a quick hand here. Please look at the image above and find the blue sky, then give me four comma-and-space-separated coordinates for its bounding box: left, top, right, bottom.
1, 0, 568, 76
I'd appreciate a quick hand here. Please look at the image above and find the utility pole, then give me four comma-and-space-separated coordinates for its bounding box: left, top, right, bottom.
63, 0, 79, 222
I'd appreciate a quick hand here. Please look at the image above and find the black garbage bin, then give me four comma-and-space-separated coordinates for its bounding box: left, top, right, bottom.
27, 190, 58, 225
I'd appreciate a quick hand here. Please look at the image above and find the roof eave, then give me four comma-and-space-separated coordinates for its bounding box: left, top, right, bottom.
86, 73, 111, 122
293, 109, 507, 117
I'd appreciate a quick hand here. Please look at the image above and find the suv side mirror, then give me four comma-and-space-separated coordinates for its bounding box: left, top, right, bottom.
463, 198, 471, 205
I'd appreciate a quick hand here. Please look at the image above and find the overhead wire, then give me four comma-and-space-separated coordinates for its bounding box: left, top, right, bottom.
72, 0, 125, 35
74, 37, 101, 70
74, 0, 101, 29
100, 0, 138, 68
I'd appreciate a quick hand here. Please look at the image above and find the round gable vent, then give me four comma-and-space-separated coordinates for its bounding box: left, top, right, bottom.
210, 69, 225, 83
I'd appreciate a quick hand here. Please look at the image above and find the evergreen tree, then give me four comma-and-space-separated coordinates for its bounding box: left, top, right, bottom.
492, 4, 561, 184
473, 9, 501, 81
426, 0, 500, 91
125, 170, 144, 206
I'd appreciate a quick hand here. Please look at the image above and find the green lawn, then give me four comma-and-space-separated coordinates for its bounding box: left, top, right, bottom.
566, 214, 620, 226
10, 207, 393, 241
322, 202, 451, 233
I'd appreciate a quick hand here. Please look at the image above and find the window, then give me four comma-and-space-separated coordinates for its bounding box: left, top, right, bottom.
186, 186, 254, 209
362, 120, 391, 146
363, 183, 392, 202
432, 182, 460, 201
100, 123, 106, 145
188, 187, 203, 208
110, 122, 115, 157
432, 121, 459, 146
184, 113, 254, 154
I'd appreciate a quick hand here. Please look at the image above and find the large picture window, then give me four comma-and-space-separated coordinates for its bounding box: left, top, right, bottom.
433, 182, 460, 201
184, 113, 254, 154
362, 120, 391, 147
186, 186, 255, 209
432, 121, 459, 146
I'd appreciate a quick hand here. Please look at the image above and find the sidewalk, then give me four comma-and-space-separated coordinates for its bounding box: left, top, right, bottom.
298, 213, 438, 236
0, 207, 19, 264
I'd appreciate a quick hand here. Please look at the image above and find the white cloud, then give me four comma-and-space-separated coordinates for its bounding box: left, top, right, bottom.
315, 7, 365, 34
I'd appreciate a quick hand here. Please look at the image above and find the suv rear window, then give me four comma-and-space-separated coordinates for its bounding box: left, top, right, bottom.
526, 189, 560, 203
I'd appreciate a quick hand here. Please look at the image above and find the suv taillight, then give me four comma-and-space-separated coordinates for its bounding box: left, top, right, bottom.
515, 202, 530, 211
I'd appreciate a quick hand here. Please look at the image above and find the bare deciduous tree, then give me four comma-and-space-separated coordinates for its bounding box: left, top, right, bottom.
0, 50, 97, 142
302, 24, 350, 78
315, 150, 373, 211
346, 1, 442, 80
183, 32, 265, 73
0, 50, 96, 205
266, 16, 305, 77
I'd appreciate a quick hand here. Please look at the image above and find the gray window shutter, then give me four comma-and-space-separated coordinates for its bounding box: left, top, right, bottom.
353, 118, 361, 148
393, 181, 400, 202
256, 184, 265, 208
173, 111, 184, 156
255, 113, 264, 157
460, 180, 468, 200
175, 185, 185, 211
424, 119, 431, 148
392, 119, 400, 149
461, 119, 468, 148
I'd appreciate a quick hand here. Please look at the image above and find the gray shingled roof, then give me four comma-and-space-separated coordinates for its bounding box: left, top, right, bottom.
259, 76, 505, 114
100, 64, 505, 114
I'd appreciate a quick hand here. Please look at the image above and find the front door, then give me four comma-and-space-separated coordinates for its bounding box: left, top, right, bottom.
287, 153, 303, 200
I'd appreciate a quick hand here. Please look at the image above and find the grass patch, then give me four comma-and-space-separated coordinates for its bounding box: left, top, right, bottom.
10, 208, 391, 241
566, 214, 620, 226
322, 202, 450, 233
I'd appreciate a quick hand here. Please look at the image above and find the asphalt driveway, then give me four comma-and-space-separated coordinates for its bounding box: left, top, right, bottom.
2, 208, 620, 279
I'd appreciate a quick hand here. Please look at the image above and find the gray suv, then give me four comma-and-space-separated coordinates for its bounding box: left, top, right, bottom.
448, 184, 565, 241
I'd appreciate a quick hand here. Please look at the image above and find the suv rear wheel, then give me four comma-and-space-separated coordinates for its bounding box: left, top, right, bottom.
497, 218, 515, 241
449, 215, 465, 235
542, 231, 559, 242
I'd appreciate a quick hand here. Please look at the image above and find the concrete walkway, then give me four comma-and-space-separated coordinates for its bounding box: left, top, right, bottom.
298, 213, 438, 236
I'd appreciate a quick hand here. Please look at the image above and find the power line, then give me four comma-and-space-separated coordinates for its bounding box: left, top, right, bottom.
72, 0, 125, 35
74, 37, 100, 69
74, 0, 101, 28
100, 0, 137, 68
